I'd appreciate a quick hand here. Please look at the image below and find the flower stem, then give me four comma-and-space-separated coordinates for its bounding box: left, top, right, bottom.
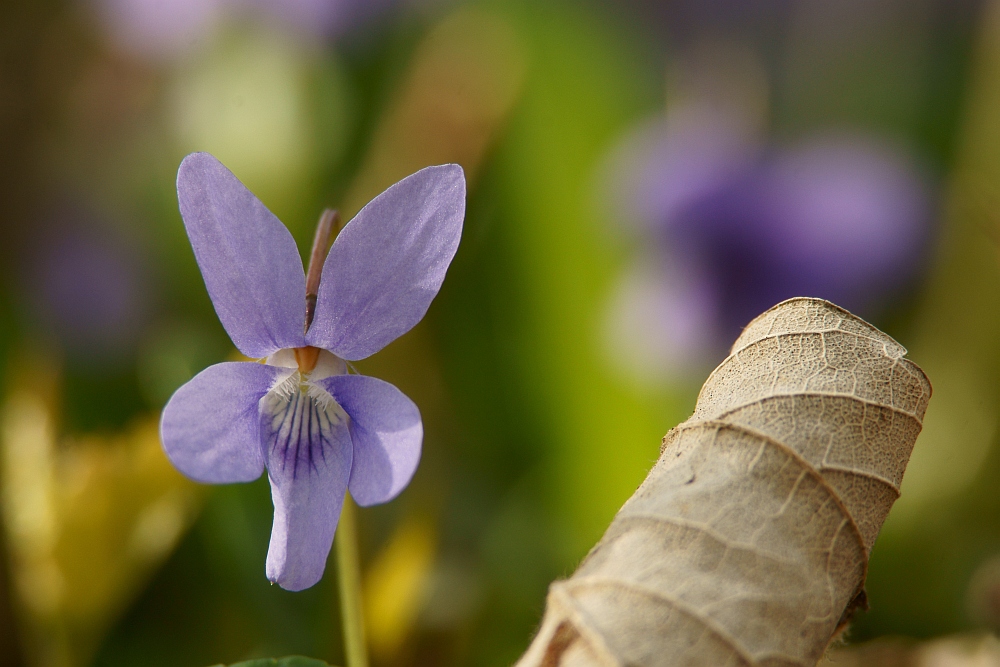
336, 494, 369, 667
305, 208, 340, 333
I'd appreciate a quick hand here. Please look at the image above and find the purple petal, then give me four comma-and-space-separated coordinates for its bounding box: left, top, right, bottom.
306, 165, 465, 360
319, 374, 422, 506
160, 361, 284, 483
261, 382, 353, 591
177, 152, 307, 358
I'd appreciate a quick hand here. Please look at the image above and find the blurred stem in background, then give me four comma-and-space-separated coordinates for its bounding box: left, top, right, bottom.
896, 0, 1000, 522
336, 497, 367, 667
487, 0, 680, 559
855, 0, 1000, 639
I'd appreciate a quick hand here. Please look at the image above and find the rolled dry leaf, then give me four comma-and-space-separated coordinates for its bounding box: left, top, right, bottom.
515, 298, 931, 667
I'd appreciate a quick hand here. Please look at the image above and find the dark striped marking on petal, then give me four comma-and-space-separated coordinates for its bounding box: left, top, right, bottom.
261, 376, 349, 480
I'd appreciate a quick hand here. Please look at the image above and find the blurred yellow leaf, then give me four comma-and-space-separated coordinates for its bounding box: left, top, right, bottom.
362, 516, 436, 664
0, 354, 204, 667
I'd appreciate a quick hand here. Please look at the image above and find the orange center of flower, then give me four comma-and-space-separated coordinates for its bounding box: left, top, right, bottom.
294, 346, 321, 374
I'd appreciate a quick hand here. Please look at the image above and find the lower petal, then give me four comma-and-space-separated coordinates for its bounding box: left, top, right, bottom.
262, 382, 353, 591
319, 374, 422, 507
160, 362, 285, 483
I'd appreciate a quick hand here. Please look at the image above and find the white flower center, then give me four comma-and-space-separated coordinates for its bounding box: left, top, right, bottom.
260, 348, 348, 479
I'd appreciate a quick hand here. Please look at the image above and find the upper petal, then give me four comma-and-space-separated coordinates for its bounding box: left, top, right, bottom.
262, 380, 353, 591
319, 374, 422, 506
178, 152, 307, 358
306, 164, 465, 360
160, 361, 285, 483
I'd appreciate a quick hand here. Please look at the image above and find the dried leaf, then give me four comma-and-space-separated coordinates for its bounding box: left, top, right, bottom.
515, 298, 931, 667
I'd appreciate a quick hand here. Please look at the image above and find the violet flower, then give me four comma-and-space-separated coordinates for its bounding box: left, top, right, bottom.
605, 108, 930, 379
160, 152, 464, 591
673, 132, 930, 334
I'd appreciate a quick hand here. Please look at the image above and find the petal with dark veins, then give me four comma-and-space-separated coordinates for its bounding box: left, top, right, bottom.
261, 379, 353, 591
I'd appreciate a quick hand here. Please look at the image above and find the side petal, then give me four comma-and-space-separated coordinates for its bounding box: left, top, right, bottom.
319, 374, 422, 506
306, 164, 465, 360
262, 383, 353, 591
178, 152, 307, 358
160, 361, 285, 483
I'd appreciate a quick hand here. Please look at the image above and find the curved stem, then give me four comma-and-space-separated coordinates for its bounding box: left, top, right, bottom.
304, 208, 340, 333
336, 495, 369, 667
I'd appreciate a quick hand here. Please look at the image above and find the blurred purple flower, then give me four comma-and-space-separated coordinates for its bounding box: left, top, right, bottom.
90, 0, 398, 60
160, 153, 465, 590
92, 0, 225, 60
606, 108, 931, 377
27, 209, 151, 361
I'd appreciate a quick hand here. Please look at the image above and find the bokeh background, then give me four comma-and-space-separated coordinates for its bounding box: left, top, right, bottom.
0, 0, 999, 665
